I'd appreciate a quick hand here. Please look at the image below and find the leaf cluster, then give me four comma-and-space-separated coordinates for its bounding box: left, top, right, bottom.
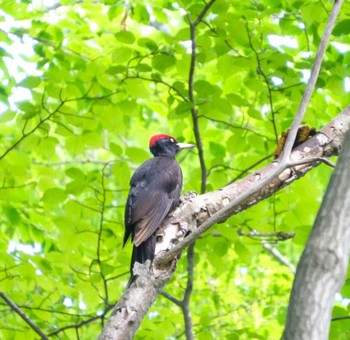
1, 0, 350, 338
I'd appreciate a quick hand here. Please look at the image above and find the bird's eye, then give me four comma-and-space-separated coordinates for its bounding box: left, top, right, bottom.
170, 138, 175, 143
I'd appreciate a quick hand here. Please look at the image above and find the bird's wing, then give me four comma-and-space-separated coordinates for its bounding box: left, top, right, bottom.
133, 192, 174, 247
124, 158, 182, 247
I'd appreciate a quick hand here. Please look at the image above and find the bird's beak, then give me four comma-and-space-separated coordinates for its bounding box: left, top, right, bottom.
177, 142, 196, 150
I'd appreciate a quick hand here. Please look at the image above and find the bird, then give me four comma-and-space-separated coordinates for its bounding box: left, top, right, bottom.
123, 134, 195, 282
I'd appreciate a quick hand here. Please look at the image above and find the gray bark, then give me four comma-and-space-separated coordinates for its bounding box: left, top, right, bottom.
284, 129, 350, 339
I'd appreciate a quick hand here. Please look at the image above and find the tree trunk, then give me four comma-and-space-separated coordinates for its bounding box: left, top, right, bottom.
284, 129, 350, 339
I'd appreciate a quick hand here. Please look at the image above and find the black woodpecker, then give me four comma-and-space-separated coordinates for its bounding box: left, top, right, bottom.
123, 134, 195, 281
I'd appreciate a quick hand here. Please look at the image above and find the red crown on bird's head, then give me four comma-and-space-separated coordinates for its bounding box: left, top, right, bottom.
149, 134, 176, 147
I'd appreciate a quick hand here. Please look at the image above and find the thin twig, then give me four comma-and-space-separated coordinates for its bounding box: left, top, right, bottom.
0, 291, 48, 339
160, 291, 182, 306
0, 89, 119, 162
181, 2, 216, 339
187, 0, 216, 194
279, 0, 343, 162
199, 114, 274, 141
96, 163, 111, 308
48, 306, 113, 336
125, 75, 188, 102
331, 316, 350, 322
182, 243, 195, 340
263, 242, 296, 273
287, 156, 336, 168
228, 154, 273, 184
246, 24, 279, 144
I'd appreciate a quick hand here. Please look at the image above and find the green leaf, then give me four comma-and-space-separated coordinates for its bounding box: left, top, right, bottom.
110, 142, 123, 156
112, 47, 133, 63
112, 162, 131, 183
137, 37, 157, 50
16, 101, 40, 119
332, 20, 350, 36
126, 147, 149, 163
247, 107, 262, 119
0, 110, 16, 123
209, 141, 226, 157
43, 188, 66, 207
173, 102, 193, 118
0, 86, 9, 105
66, 168, 85, 180
152, 54, 176, 71
4, 206, 21, 224
18, 76, 41, 89
115, 31, 135, 44
234, 240, 252, 263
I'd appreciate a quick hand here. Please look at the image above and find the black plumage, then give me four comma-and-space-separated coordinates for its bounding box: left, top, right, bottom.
123, 134, 195, 281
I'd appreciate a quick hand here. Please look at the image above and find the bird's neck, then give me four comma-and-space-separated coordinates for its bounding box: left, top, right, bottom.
154, 153, 176, 158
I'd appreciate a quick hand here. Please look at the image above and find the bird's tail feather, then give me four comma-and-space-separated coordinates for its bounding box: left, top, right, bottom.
128, 235, 156, 286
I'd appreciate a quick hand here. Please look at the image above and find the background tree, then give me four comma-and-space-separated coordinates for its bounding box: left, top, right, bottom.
284, 128, 350, 340
1, 0, 350, 339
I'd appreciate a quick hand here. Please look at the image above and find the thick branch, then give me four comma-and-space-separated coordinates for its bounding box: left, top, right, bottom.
100, 104, 350, 340
157, 105, 350, 265
98, 261, 175, 340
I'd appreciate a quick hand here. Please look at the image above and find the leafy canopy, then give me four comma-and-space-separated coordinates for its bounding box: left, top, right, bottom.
1, 0, 350, 339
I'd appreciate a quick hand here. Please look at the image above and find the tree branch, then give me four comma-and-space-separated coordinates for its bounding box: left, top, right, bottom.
0, 87, 119, 162
157, 0, 343, 265
100, 104, 350, 340
48, 306, 113, 337
180, 2, 216, 338
279, 0, 343, 162
157, 104, 350, 265
263, 242, 296, 273
0, 291, 48, 339
187, 12, 207, 194
246, 23, 279, 144
182, 243, 195, 340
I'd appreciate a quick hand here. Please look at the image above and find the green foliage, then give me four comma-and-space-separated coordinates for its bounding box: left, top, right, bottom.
0, 0, 348, 339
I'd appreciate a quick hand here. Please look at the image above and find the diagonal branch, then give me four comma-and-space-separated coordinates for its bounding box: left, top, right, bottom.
158, 0, 343, 264
101, 103, 350, 340
280, 0, 343, 162
157, 104, 350, 265
263, 242, 296, 273
0, 88, 120, 162
0, 291, 48, 339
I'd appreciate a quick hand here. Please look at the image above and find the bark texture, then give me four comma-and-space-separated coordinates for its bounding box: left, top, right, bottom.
284, 127, 350, 339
